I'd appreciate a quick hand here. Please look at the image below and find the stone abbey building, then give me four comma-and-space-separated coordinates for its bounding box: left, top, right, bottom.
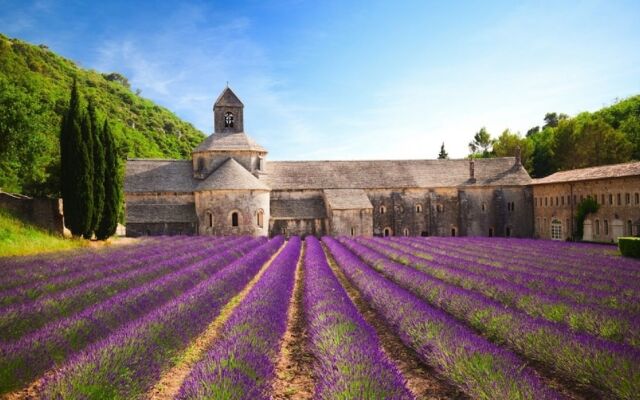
125, 87, 536, 238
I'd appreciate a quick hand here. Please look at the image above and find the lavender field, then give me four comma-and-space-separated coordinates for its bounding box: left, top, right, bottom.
0, 236, 638, 399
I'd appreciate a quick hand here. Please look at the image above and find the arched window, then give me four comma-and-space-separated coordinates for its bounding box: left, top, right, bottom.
350, 227, 355, 237
380, 206, 386, 214
481, 203, 486, 212
627, 220, 633, 236
231, 211, 239, 227
224, 112, 234, 128
551, 220, 562, 240
383, 227, 392, 237
604, 219, 609, 235
415, 204, 422, 213
488, 227, 494, 237
451, 227, 457, 237
505, 226, 512, 237
206, 211, 213, 228
595, 219, 600, 235
256, 209, 264, 228
197, 157, 205, 172
403, 228, 410, 236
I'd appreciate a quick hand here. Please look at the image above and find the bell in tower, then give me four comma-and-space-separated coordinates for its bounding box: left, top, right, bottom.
213, 87, 244, 133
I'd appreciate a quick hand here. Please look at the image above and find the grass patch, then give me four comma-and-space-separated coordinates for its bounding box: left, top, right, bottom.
0, 209, 84, 257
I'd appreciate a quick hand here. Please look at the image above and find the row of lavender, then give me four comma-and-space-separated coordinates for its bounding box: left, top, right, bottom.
339, 237, 640, 399
41, 237, 284, 398
367, 237, 640, 346
0, 236, 269, 394
324, 237, 562, 399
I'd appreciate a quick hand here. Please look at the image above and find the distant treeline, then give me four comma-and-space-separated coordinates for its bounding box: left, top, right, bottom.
454, 95, 640, 177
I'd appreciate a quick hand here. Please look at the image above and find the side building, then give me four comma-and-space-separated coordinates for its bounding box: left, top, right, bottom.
532, 162, 640, 242
125, 87, 534, 238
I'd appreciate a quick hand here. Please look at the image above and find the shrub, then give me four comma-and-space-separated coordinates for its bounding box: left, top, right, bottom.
618, 237, 640, 258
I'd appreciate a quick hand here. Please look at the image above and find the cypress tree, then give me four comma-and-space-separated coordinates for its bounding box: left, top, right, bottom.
79, 108, 94, 238
60, 80, 85, 236
89, 101, 105, 234
96, 120, 120, 240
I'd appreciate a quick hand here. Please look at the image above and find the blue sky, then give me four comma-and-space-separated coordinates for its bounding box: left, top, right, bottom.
2, 0, 640, 160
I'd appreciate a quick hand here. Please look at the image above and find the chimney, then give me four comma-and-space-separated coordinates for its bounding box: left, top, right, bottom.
515, 146, 521, 166
469, 159, 476, 183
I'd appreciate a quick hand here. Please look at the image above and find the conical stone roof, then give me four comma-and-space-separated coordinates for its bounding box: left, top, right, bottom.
196, 157, 270, 191
193, 132, 266, 153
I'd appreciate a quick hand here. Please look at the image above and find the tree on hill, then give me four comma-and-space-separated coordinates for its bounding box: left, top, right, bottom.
437, 142, 449, 159
96, 120, 121, 240
60, 80, 89, 237
89, 101, 105, 234
79, 104, 94, 239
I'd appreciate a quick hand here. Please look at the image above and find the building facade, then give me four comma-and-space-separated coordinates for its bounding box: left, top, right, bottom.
124, 87, 540, 238
532, 163, 640, 243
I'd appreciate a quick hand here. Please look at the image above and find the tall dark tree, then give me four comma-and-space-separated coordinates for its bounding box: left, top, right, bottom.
96, 120, 120, 240
89, 101, 105, 234
437, 142, 449, 159
79, 107, 94, 239
60, 80, 89, 236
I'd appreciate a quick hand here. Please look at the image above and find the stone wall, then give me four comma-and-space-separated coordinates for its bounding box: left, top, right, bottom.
366, 186, 533, 238
195, 189, 270, 236
124, 192, 197, 237
0, 191, 64, 234
533, 176, 640, 242
327, 208, 373, 236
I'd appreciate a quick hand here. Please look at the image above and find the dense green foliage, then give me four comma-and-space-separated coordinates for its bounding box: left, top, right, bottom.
96, 121, 121, 240
0, 33, 205, 196
60, 82, 121, 239
0, 209, 85, 256
469, 97, 640, 177
618, 237, 640, 258
575, 197, 599, 240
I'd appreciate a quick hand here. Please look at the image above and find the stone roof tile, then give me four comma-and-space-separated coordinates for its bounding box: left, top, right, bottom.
532, 161, 640, 185
264, 158, 530, 190
193, 132, 266, 152
126, 203, 196, 223
324, 189, 373, 210
270, 198, 326, 219
125, 159, 195, 193
196, 158, 270, 191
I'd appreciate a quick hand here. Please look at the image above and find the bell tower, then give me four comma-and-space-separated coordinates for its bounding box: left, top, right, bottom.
213, 86, 244, 133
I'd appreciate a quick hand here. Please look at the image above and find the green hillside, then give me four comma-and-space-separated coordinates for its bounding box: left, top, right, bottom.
0, 33, 205, 196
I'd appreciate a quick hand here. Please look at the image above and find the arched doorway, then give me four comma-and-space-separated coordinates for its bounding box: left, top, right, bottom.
383, 227, 392, 237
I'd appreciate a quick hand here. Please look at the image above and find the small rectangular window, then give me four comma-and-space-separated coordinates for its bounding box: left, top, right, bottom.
626, 193, 630, 205
617, 193, 621, 206
609, 194, 613, 205
604, 220, 609, 235
636, 193, 639, 205
545, 197, 548, 207
561, 196, 564, 206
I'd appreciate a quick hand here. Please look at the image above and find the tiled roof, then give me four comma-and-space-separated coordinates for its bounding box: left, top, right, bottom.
324, 189, 373, 210
532, 161, 640, 185
125, 159, 195, 193
193, 132, 266, 152
214, 87, 244, 107
264, 158, 530, 190
196, 158, 270, 191
270, 198, 326, 219
126, 203, 196, 223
